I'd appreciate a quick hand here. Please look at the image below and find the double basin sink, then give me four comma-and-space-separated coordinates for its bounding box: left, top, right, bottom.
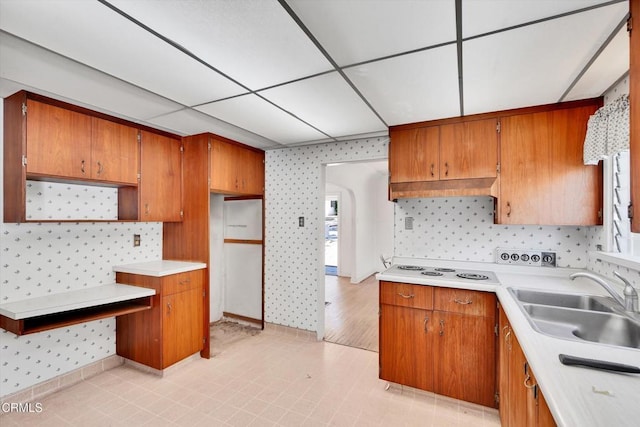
508, 288, 640, 349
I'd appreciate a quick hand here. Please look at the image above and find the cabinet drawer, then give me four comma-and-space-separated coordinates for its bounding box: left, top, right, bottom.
380, 281, 433, 310
434, 288, 495, 318
161, 271, 202, 295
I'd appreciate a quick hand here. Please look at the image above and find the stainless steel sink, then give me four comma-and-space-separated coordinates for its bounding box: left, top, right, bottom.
508, 287, 640, 350
509, 288, 616, 312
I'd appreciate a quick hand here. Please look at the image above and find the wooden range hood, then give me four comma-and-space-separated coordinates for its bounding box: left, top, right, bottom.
389, 177, 498, 201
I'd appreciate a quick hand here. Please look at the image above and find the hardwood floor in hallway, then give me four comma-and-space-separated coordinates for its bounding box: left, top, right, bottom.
324, 274, 379, 352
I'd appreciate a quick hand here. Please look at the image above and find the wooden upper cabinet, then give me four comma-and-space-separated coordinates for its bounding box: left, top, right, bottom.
26, 99, 92, 179
439, 118, 498, 180
210, 136, 264, 195
91, 118, 139, 184
389, 127, 439, 183
139, 130, 183, 222
498, 103, 601, 225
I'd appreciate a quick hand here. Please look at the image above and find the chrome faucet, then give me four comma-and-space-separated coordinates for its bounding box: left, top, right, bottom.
569, 271, 639, 313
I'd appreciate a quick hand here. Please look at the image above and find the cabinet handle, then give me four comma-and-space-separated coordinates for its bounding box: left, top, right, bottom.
439, 319, 445, 336
506, 202, 512, 217
430, 163, 434, 177
423, 315, 429, 332
505, 330, 512, 350
179, 279, 191, 285
454, 298, 472, 305
167, 302, 172, 314
397, 292, 415, 299
145, 203, 150, 215
444, 162, 449, 177
524, 374, 536, 389
81, 160, 85, 174
97, 161, 103, 175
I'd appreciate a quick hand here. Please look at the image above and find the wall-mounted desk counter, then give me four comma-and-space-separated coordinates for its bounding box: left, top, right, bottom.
0, 284, 155, 335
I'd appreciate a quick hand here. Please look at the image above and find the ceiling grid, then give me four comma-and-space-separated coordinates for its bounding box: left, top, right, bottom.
0, 0, 630, 148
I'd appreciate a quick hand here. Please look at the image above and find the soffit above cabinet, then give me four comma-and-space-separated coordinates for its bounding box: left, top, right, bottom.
0, 0, 629, 149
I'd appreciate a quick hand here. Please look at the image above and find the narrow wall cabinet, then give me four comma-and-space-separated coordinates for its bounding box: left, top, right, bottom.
116, 269, 205, 370
379, 281, 497, 407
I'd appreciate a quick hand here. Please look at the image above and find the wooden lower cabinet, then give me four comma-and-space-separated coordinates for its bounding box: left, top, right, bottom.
499, 306, 556, 427
116, 269, 204, 369
379, 281, 497, 407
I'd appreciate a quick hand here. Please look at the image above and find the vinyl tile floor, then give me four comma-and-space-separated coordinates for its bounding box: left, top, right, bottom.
0, 324, 501, 426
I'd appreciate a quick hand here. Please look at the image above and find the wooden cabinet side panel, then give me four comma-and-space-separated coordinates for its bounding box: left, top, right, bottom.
140, 131, 182, 222
116, 293, 163, 369
91, 118, 139, 184
631, 0, 640, 232
440, 119, 498, 180
508, 332, 529, 427
498, 307, 510, 425
26, 100, 92, 179
3, 91, 27, 222
499, 112, 552, 224
550, 106, 601, 225
389, 127, 439, 183
379, 304, 433, 391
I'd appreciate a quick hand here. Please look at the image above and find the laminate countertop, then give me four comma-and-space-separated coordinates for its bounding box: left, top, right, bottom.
376, 258, 640, 427
113, 260, 206, 277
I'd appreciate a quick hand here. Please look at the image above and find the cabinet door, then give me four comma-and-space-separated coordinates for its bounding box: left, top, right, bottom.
26, 100, 92, 179
433, 311, 496, 407
91, 118, 139, 184
379, 304, 433, 391
439, 119, 498, 180
499, 112, 552, 224
162, 289, 203, 368
549, 106, 601, 225
241, 148, 265, 195
631, 0, 640, 232
140, 130, 182, 221
498, 307, 511, 425
507, 329, 529, 427
389, 127, 440, 183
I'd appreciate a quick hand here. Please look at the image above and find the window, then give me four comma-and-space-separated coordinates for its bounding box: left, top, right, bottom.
606, 151, 640, 256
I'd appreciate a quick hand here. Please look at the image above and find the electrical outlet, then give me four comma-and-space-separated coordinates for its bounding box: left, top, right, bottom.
133, 234, 141, 247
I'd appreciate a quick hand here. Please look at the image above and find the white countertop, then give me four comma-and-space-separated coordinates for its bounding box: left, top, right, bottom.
113, 260, 207, 277
376, 260, 640, 427
0, 284, 156, 320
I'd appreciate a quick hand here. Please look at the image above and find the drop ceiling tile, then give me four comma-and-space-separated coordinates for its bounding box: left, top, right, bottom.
345, 45, 460, 126
0, 0, 246, 106
564, 25, 629, 101
0, 33, 182, 122
146, 109, 279, 149
259, 72, 386, 138
108, 0, 333, 90
288, 0, 456, 66
462, 0, 616, 38
195, 95, 327, 145
463, 3, 627, 115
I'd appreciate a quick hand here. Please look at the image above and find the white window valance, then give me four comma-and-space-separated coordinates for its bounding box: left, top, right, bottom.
583, 94, 630, 165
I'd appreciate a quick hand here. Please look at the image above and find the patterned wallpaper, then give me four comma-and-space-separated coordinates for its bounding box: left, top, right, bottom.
264, 138, 388, 331
395, 197, 593, 268
0, 183, 162, 397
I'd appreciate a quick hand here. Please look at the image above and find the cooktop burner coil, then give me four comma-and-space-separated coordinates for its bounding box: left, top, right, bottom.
456, 273, 489, 280
434, 267, 456, 273
397, 265, 425, 271
421, 271, 444, 276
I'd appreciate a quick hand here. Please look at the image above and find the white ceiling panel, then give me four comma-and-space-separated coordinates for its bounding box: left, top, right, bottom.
288, 0, 456, 66
564, 25, 629, 101
196, 95, 326, 145
0, 0, 246, 106
345, 45, 460, 126
108, 0, 333, 90
259, 72, 386, 138
463, 3, 627, 115
146, 108, 279, 149
0, 32, 182, 122
462, 0, 616, 38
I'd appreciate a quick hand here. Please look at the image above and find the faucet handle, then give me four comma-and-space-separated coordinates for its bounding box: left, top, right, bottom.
614, 271, 639, 313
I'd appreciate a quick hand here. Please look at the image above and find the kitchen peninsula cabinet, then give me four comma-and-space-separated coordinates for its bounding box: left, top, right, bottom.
498, 102, 601, 225
210, 135, 265, 196
115, 265, 205, 370
631, 0, 640, 232
139, 130, 183, 222
499, 306, 556, 427
379, 281, 497, 407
